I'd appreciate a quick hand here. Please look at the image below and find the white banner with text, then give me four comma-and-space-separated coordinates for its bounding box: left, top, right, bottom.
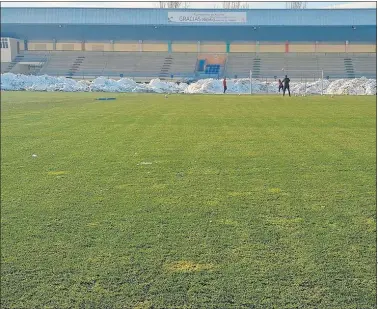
168, 12, 247, 23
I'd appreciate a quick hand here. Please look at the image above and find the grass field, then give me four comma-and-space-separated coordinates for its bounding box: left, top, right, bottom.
1, 92, 376, 309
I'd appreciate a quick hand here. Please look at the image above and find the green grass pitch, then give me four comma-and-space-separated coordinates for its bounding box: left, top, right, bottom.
1, 92, 376, 309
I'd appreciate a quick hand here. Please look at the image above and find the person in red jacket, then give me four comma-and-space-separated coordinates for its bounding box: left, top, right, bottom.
278, 79, 283, 93
223, 77, 227, 94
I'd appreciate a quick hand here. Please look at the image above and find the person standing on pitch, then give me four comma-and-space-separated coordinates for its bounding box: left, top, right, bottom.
223, 77, 227, 94
282, 75, 291, 97
278, 79, 283, 93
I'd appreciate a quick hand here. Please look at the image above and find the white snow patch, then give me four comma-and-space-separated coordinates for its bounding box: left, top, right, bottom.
325, 77, 377, 95
148, 79, 185, 93
1, 73, 376, 95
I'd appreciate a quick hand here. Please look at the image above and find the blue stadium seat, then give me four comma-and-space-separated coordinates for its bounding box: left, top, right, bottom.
204, 64, 220, 74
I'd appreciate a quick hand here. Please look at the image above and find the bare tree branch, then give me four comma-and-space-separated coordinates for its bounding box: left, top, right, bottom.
159, 2, 189, 9
222, 2, 250, 9
223, 2, 240, 9
285, 2, 307, 9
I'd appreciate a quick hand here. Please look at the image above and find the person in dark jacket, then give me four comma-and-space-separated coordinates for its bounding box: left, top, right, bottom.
223, 77, 227, 94
282, 75, 291, 97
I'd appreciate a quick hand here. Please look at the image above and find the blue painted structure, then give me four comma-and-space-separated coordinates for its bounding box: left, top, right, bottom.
0, 8, 376, 42
1, 8, 376, 26
1, 24, 375, 42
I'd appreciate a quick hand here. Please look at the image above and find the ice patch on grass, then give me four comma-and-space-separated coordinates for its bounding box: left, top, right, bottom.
1, 73, 376, 95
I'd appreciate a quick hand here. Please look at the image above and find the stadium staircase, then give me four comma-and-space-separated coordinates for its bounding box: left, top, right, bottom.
6, 55, 25, 72
39, 52, 79, 76
251, 58, 261, 78
168, 53, 198, 80
352, 55, 376, 79
76, 52, 108, 77
343, 58, 355, 79
1, 62, 9, 74
318, 54, 348, 79
4, 52, 49, 74
159, 55, 173, 79
67, 56, 85, 76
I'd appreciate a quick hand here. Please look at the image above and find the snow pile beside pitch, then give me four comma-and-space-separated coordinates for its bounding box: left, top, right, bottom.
89, 77, 147, 92
290, 79, 332, 95
184, 79, 223, 94
184, 78, 329, 94
148, 79, 187, 93
325, 77, 377, 95
1, 73, 376, 95
1, 73, 88, 92
184, 78, 376, 95
0, 74, 188, 93
183, 78, 277, 94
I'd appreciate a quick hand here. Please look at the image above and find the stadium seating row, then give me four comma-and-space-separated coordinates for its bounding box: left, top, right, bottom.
4, 51, 376, 80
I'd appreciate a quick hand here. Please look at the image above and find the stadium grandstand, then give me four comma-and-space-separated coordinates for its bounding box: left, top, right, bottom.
0, 7, 376, 81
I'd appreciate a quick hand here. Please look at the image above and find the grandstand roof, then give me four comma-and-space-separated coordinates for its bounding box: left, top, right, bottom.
1, 8, 376, 42
1, 8, 376, 26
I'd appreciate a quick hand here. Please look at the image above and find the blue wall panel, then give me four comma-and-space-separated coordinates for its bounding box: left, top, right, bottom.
1, 8, 376, 26
1, 24, 376, 42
